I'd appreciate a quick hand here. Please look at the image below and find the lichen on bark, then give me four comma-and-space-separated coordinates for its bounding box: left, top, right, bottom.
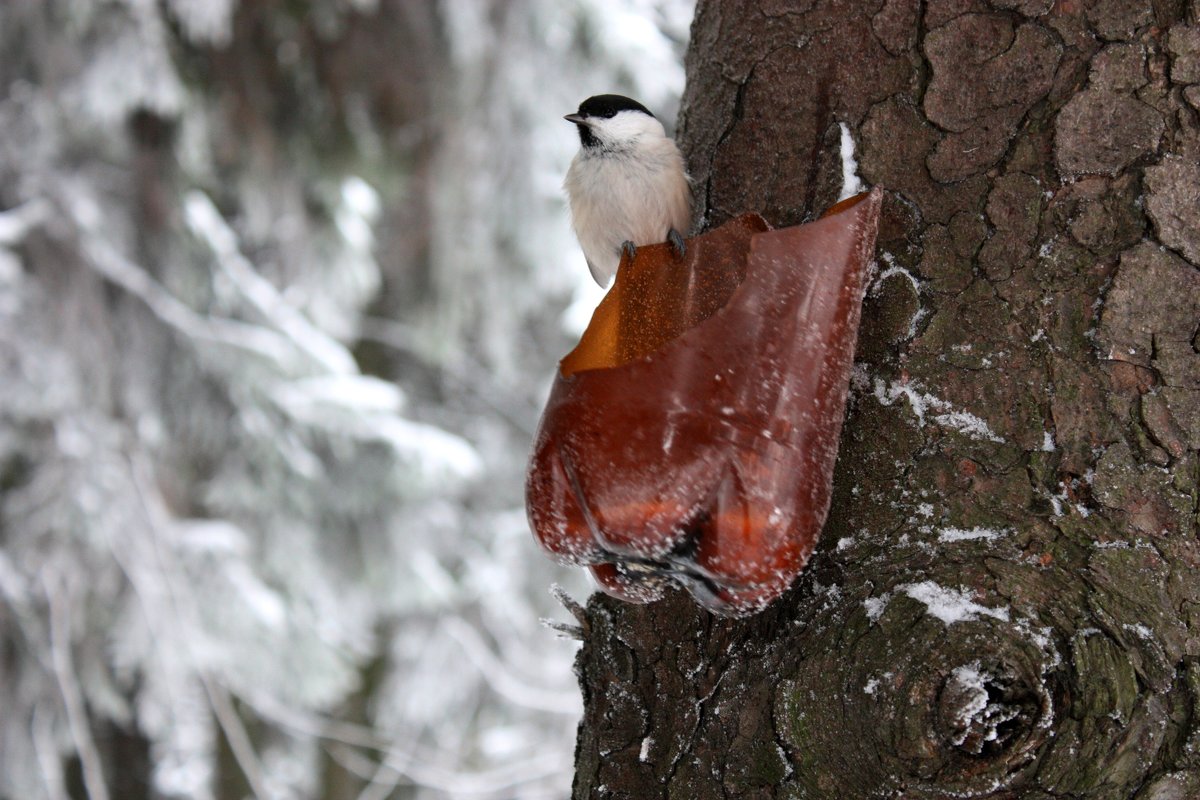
569, 2, 1200, 797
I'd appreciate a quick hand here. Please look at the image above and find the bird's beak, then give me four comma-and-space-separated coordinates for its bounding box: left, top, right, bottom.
564, 113, 588, 125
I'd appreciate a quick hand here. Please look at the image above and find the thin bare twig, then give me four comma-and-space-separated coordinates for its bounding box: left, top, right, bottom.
124, 455, 269, 799
32, 702, 66, 799
442, 617, 581, 713
539, 617, 585, 640
550, 583, 590, 631
357, 316, 539, 437
203, 679, 272, 800
324, 739, 570, 800
43, 572, 110, 800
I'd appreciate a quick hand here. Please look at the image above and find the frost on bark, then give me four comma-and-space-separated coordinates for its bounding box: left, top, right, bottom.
570, 1, 1200, 797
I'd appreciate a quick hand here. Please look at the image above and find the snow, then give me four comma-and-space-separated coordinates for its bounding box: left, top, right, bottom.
639, 735, 653, 762
932, 409, 1005, 443
837, 122, 865, 201
176, 519, 251, 556
1123, 623, 1153, 639
1046, 482, 1070, 517
72, 13, 185, 123
864, 581, 1015, 627
166, 0, 237, 45
271, 374, 406, 414
901, 582, 1010, 624
1014, 619, 1059, 667
365, 417, 485, 480
864, 595, 891, 623
268, 374, 483, 480
947, 663, 990, 741
224, 561, 288, 630
335, 176, 380, 253
0, 551, 28, 605
871, 253, 925, 339
874, 379, 1005, 443
184, 190, 359, 376
0, 199, 49, 246
876, 253, 921, 295
937, 526, 1007, 543
1042, 430, 1056, 451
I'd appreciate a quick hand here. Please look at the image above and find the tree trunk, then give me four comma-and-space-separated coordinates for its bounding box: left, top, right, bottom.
571, 1, 1200, 797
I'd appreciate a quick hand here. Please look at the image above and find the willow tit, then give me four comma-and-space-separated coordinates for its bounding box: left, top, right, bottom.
563, 94, 692, 287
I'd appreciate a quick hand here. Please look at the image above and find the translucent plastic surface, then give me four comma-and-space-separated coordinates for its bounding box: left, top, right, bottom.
527, 189, 883, 616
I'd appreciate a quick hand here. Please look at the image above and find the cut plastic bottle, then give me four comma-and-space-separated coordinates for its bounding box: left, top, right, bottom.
526, 188, 883, 616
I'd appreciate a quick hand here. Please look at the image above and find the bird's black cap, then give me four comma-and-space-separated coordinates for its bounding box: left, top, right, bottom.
575, 94, 653, 119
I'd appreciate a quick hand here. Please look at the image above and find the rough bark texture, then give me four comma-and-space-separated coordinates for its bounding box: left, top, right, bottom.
571, 1, 1200, 797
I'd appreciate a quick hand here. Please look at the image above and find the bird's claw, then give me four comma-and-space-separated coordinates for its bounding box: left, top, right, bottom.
668, 228, 687, 259
620, 240, 637, 263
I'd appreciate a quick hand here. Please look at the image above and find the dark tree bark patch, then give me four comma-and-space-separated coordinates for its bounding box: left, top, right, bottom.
1167, 23, 1200, 83
1055, 89, 1165, 176
923, 15, 1061, 181
1145, 155, 1200, 267
871, 0, 920, 55
1098, 242, 1200, 371
1086, 0, 1156, 42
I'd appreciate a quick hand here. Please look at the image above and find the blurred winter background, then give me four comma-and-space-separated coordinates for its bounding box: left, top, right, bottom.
0, 1, 692, 798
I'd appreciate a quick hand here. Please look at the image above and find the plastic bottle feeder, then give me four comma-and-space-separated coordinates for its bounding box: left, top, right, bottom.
527, 189, 883, 617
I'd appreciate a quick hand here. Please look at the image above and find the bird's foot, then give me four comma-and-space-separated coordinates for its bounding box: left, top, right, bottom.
620, 240, 637, 263
668, 228, 687, 259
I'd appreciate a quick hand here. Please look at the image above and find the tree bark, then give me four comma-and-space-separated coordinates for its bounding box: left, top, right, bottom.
571, 1, 1200, 797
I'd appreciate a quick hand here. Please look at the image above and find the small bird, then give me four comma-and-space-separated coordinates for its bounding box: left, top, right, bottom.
563, 94, 692, 287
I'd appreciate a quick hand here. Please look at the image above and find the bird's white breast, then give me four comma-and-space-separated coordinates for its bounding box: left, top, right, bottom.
565, 136, 692, 286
